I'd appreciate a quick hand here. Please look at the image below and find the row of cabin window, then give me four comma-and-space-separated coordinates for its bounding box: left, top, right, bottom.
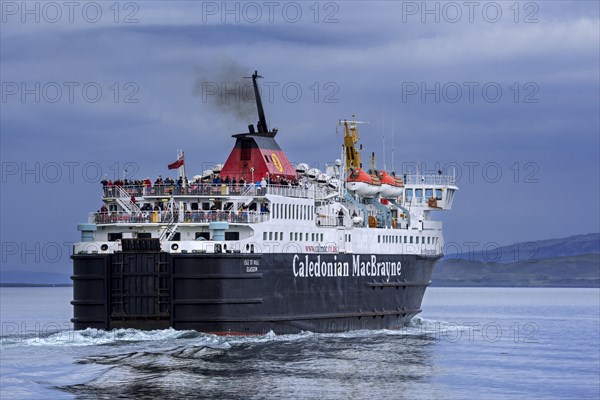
263, 232, 284, 241
262, 231, 324, 242
106, 232, 240, 242
378, 235, 440, 245
405, 188, 443, 200
273, 203, 313, 220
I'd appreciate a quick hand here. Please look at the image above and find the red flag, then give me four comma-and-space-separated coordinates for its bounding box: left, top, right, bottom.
168, 157, 184, 170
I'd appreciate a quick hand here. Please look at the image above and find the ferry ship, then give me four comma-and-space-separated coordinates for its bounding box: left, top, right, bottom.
71, 71, 458, 334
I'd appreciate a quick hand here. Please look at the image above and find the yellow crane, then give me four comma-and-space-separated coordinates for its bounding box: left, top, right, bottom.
338, 115, 368, 170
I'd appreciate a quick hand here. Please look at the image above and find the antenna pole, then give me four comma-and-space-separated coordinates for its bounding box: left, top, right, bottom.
181, 149, 187, 188
382, 113, 386, 171
391, 117, 395, 173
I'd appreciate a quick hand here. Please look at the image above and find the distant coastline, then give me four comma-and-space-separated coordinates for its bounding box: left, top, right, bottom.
0, 283, 72, 288
432, 233, 600, 288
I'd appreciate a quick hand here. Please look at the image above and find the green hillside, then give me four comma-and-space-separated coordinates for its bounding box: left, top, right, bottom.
432, 253, 600, 287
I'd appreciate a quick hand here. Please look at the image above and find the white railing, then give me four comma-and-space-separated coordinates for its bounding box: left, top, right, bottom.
102, 183, 313, 198
264, 184, 314, 199
404, 174, 456, 185
115, 185, 141, 213
89, 210, 271, 225
102, 185, 145, 198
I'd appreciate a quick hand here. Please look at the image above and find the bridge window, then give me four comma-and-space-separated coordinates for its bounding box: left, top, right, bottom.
415, 189, 423, 201
196, 232, 210, 240
108, 233, 122, 242
225, 232, 239, 241
405, 189, 413, 199
426, 188, 433, 198
436, 189, 443, 200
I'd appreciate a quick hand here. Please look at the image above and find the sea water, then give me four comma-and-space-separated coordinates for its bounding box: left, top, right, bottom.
1, 287, 598, 399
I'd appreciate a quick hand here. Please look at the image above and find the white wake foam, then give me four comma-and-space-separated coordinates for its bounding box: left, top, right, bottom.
1, 327, 230, 348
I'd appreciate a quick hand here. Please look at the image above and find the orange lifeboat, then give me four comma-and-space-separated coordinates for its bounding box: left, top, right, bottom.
379, 170, 404, 198
346, 168, 381, 197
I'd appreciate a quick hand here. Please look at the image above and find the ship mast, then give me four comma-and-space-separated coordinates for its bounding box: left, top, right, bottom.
251, 70, 269, 134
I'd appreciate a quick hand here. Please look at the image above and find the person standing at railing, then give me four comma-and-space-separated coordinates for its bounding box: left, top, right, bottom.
144, 177, 152, 195
98, 204, 108, 224
209, 204, 217, 222
174, 177, 180, 195
155, 175, 164, 195
108, 180, 116, 197
230, 177, 237, 194
260, 177, 267, 195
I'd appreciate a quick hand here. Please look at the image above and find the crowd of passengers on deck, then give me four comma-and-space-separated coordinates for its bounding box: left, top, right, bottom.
100, 174, 301, 197
95, 201, 270, 224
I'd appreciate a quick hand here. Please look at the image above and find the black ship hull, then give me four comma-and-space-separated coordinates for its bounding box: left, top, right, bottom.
72, 249, 439, 335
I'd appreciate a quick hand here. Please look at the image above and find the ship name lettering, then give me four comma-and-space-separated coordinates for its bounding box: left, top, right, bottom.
352, 255, 402, 282
292, 255, 400, 280
292, 254, 349, 278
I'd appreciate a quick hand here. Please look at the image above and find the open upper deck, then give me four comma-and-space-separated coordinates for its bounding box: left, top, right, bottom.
102, 183, 318, 200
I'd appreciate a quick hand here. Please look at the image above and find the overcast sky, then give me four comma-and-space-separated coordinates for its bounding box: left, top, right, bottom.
1, 1, 599, 275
